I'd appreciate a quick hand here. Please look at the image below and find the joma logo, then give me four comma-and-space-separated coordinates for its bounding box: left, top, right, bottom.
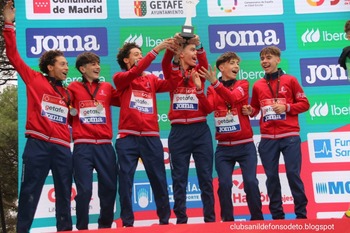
209, 23, 285, 53
215, 30, 280, 49
26, 27, 108, 57
300, 57, 349, 87
30, 35, 100, 55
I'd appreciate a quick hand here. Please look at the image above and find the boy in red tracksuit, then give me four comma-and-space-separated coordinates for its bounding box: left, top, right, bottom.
243, 46, 309, 220
194, 52, 263, 221
68, 52, 119, 230
162, 33, 215, 224
113, 39, 177, 227
3, 2, 73, 232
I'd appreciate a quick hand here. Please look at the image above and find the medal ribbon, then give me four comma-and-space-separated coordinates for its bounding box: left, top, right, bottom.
266, 78, 280, 102
225, 101, 232, 114
266, 70, 282, 102
82, 81, 100, 102
180, 67, 192, 86
46, 77, 71, 107
221, 79, 236, 114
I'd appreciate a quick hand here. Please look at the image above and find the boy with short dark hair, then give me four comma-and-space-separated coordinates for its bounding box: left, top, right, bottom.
194, 51, 263, 221
68, 51, 119, 230
243, 46, 309, 220
113, 39, 177, 227
162, 33, 216, 224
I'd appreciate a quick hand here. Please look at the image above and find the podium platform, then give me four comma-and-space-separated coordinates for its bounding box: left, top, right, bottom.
72, 218, 350, 233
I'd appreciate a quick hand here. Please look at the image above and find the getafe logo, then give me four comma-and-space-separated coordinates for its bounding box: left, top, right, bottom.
134, 0, 147, 16
119, 0, 185, 19
26, 28, 108, 58
208, 23, 285, 53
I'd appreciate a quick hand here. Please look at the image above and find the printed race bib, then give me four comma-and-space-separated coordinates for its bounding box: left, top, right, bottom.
173, 87, 198, 111
79, 100, 106, 124
41, 94, 68, 124
260, 98, 286, 122
130, 90, 154, 114
214, 109, 241, 133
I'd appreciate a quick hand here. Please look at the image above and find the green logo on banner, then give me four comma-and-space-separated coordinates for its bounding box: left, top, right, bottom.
307, 94, 350, 124
120, 26, 180, 52
297, 20, 348, 50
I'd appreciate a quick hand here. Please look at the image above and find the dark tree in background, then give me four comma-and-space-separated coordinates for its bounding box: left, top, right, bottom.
0, 1, 18, 232
0, 0, 17, 84
0, 86, 18, 233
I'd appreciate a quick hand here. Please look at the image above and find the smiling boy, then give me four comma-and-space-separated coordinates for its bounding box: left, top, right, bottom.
243, 46, 310, 220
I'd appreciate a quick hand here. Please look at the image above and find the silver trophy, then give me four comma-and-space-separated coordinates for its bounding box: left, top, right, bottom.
180, 0, 199, 39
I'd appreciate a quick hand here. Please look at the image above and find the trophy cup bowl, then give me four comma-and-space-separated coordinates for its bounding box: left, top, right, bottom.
179, 0, 199, 40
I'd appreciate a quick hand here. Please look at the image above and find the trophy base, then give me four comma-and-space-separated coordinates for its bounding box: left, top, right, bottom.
180, 25, 195, 39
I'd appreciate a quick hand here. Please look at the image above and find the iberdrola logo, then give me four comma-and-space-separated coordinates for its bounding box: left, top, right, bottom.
301, 28, 321, 45
217, 0, 238, 13
134, 0, 147, 17
124, 34, 143, 47
309, 102, 329, 120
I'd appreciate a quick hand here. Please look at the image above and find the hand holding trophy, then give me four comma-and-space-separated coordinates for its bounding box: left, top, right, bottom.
180, 0, 199, 40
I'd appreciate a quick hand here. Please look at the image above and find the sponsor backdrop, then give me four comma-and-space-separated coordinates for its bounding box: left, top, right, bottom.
14, 0, 349, 231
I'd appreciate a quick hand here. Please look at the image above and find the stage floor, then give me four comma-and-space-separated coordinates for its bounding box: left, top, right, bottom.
67, 218, 350, 233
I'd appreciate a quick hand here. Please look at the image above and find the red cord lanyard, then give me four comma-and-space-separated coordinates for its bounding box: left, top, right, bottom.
266, 77, 280, 103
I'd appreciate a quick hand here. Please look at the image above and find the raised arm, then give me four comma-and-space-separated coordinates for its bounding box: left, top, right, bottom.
3, 1, 37, 85
114, 38, 175, 90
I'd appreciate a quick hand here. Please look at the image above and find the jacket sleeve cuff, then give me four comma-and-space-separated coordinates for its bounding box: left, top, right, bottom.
211, 80, 220, 89
4, 22, 14, 29
150, 49, 159, 57
196, 88, 204, 95
250, 107, 256, 117
285, 104, 290, 112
